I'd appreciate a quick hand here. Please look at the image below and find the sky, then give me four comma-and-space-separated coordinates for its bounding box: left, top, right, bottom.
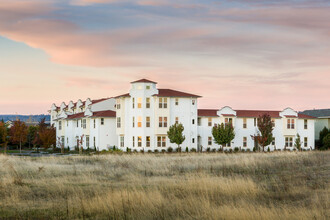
0, 0, 329, 114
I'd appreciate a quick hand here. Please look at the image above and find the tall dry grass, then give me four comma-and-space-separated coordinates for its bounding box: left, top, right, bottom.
0, 151, 329, 219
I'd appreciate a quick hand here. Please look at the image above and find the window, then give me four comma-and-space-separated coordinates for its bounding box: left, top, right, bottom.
175, 117, 179, 124
285, 137, 293, 147
304, 137, 308, 147
243, 118, 247, 128
192, 100, 195, 105
67, 121, 68, 126
86, 136, 90, 148
116, 99, 121, 109
304, 119, 308, 129
117, 117, 121, 128
192, 138, 195, 143
146, 136, 150, 147
208, 137, 212, 145
146, 85, 150, 90
225, 118, 233, 126
81, 119, 83, 127
175, 98, 179, 105
208, 118, 212, 127
198, 117, 201, 126
93, 119, 96, 128
243, 137, 247, 147
146, 117, 150, 127
93, 137, 96, 147
272, 137, 275, 146
192, 119, 195, 124
132, 117, 135, 128
120, 136, 124, 147
101, 118, 104, 125
146, 98, 150, 108
59, 121, 62, 130
82, 119, 86, 129
159, 117, 167, 127
77, 120, 79, 127
254, 118, 257, 127
159, 98, 167, 108
287, 119, 295, 129
157, 136, 166, 147
67, 137, 68, 144
138, 116, 142, 127
137, 97, 142, 108
61, 136, 65, 145
138, 136, 142, 147
132, 98, 135, 109
132, 136, 135, 147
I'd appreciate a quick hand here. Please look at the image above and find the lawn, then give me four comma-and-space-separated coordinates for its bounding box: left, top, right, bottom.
0, 151, 329, 219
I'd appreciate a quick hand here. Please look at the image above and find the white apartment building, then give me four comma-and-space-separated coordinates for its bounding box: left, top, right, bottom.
51, 79, 315, 151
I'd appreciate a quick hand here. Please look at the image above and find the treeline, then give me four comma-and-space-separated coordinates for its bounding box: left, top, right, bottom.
0, 114, 50, 122
0, 118, 56, 153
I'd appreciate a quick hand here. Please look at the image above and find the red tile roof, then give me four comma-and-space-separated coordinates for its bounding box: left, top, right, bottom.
198, 109, 218, 117
92, 98, 110, 104
114, 93, 130, 98
92, 110, 116, 118
298, 113, 315, 119
236, 110, 281, 118
154, 89, 201, 98
222, 114, 235, 117
67, 112, 85, 119
131, 79, 157, 84
283, 115, 297, 118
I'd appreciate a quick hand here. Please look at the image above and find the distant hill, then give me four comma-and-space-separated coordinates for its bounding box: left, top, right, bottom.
0, 115, 50, 123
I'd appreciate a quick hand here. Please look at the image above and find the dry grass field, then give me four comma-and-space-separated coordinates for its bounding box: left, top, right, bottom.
0, 151, 329, 220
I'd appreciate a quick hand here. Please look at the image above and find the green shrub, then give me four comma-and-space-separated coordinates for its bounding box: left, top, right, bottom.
190, 148, 197, 152
167, 147, 173, 153
147, 150, 152, 153
176, 147, 181, 152
206, 147, 211, 152
211, 148, 216, 152
185, 146, 189, 152
154, 149, 159, 153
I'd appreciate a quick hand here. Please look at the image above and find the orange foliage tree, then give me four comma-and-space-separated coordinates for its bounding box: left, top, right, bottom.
10, 120, 28, 153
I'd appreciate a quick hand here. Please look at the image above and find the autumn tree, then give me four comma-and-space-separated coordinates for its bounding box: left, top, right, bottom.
212, 123, 235, 150
39, 126, 56, 149
252, 114, 274, 152
33, 118, 48, 147
167, 123, 185, 151
322, 133, 330, 150
0, 122, 9, 154
10, 120, 28, 153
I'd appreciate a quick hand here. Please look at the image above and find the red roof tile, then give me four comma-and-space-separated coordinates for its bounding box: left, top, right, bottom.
114, 93, 130, 98
131, 79, 157, 84
283, 115, 297, 118
298, 113, 316, 119
92, 110, 116, 118
198, 109, 218, 117
222, 114, 235, 117
235, 110, 281, 118
154, 89, 201, 98
92, 98, 110, 104
67, 112, 85, 119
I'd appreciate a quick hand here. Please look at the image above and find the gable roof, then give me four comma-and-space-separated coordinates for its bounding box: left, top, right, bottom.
198, 109, 218, 117
131, 79, 157, 84
154, 89, 201, 98
67, 112, 85, 119
300, 109, 330, 118
91, 110, 116, 118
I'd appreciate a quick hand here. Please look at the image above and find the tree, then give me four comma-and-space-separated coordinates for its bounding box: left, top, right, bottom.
212, 123, 235, 150
39, 126, 56, 149
322, 133, 330, 150
33, 118, 48, 147
294, 133, 302, 151
10, 120, 28, 153
252, 114, 273, 152
0, 122, 9, 154
319, 127, 329, 147
167, 123, 185, 150
27, 126, 38, 149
